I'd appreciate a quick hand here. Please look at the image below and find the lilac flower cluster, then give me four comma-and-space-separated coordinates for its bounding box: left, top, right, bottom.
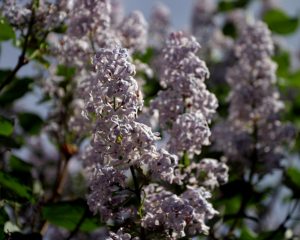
81, 44, 228, 238
145, 31, 228, 237
83, 48, 180, 224
151, 31, 218, 156
191, 0, 216, 48
142, 184, 217, 238
55, 0, 147, 68
148, 2, 171, 48
2, 0, 66, 30
213, 21, 294, 173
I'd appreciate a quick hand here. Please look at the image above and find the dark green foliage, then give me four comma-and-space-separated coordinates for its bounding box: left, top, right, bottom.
0, 16, 15, 41
18, 112, 44, 135
0, 172, 33, 202
284, 167, 300, 198
263, 8, 299, 35
222, 21, 237, 39
218, 0, 251, 12
42, 200, 101, 232
0, 115, 14, 136
0, 77, 33, 105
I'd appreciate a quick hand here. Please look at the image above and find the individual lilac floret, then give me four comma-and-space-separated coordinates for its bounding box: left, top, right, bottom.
168, 112, 211, 156
213, 21, 294, 173
142, 184, 218, 238
118, 11, 148, 53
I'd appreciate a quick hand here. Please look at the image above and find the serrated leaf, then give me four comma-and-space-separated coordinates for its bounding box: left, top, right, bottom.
263, 8, 299, 35
0, 17, 15, 41
18, 112, 43, 135
42, 200, 101, 232
0, 115, 14, 136
0, 172, 33, 201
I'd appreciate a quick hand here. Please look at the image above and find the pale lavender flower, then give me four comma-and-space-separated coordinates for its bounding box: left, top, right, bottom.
117, 11, 148, 53
84, 47, 180, 223
2, 0, 66, 30
145, 149, 181, 184
191, 0, 216, 48
148, 2, 171, 48
107, 228, 139, 240
87, 165, 132, 221
183, 159, 229, 189
151, 31, 218, 127
168, 112, 211, 156
110, 0, 124, 27
142, 184, 218, 238
213, 21, 294, 173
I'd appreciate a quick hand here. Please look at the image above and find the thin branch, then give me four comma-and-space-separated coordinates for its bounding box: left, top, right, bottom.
263, 200, 299, 240
0, 8, 35, 92
130, 166, 146, 240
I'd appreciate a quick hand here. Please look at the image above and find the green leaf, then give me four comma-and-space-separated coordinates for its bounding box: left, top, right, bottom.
0, 172, 33, 201
0, 70, 12, 85
133, 47, 154, 63
263, 8, 299, 35
0, 17, 15, 41
6, 232, 42, 240
0, 115, 14, 136
272, 50, 290, 78
222, 21, 237, 39
0, 208, 9, 240
218, 0, 251, 12
182, 151, 190, 167
9, 155, 32, 173
287, 70, 300, 88
0, 77, 33, 106
240, 226, 257, 240
42, 200, 101, 232
284, 167, 300, 197
0, 135, 21, 149
56, 65, 76, 80
18, 112, 43, 135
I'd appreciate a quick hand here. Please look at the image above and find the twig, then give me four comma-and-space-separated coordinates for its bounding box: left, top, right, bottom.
130, 166, 146, 240
263, 200, 299, 240
0, 8, 35, 92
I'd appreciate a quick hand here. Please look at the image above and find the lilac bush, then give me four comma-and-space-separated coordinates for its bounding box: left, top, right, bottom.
0, 0, 299, 240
